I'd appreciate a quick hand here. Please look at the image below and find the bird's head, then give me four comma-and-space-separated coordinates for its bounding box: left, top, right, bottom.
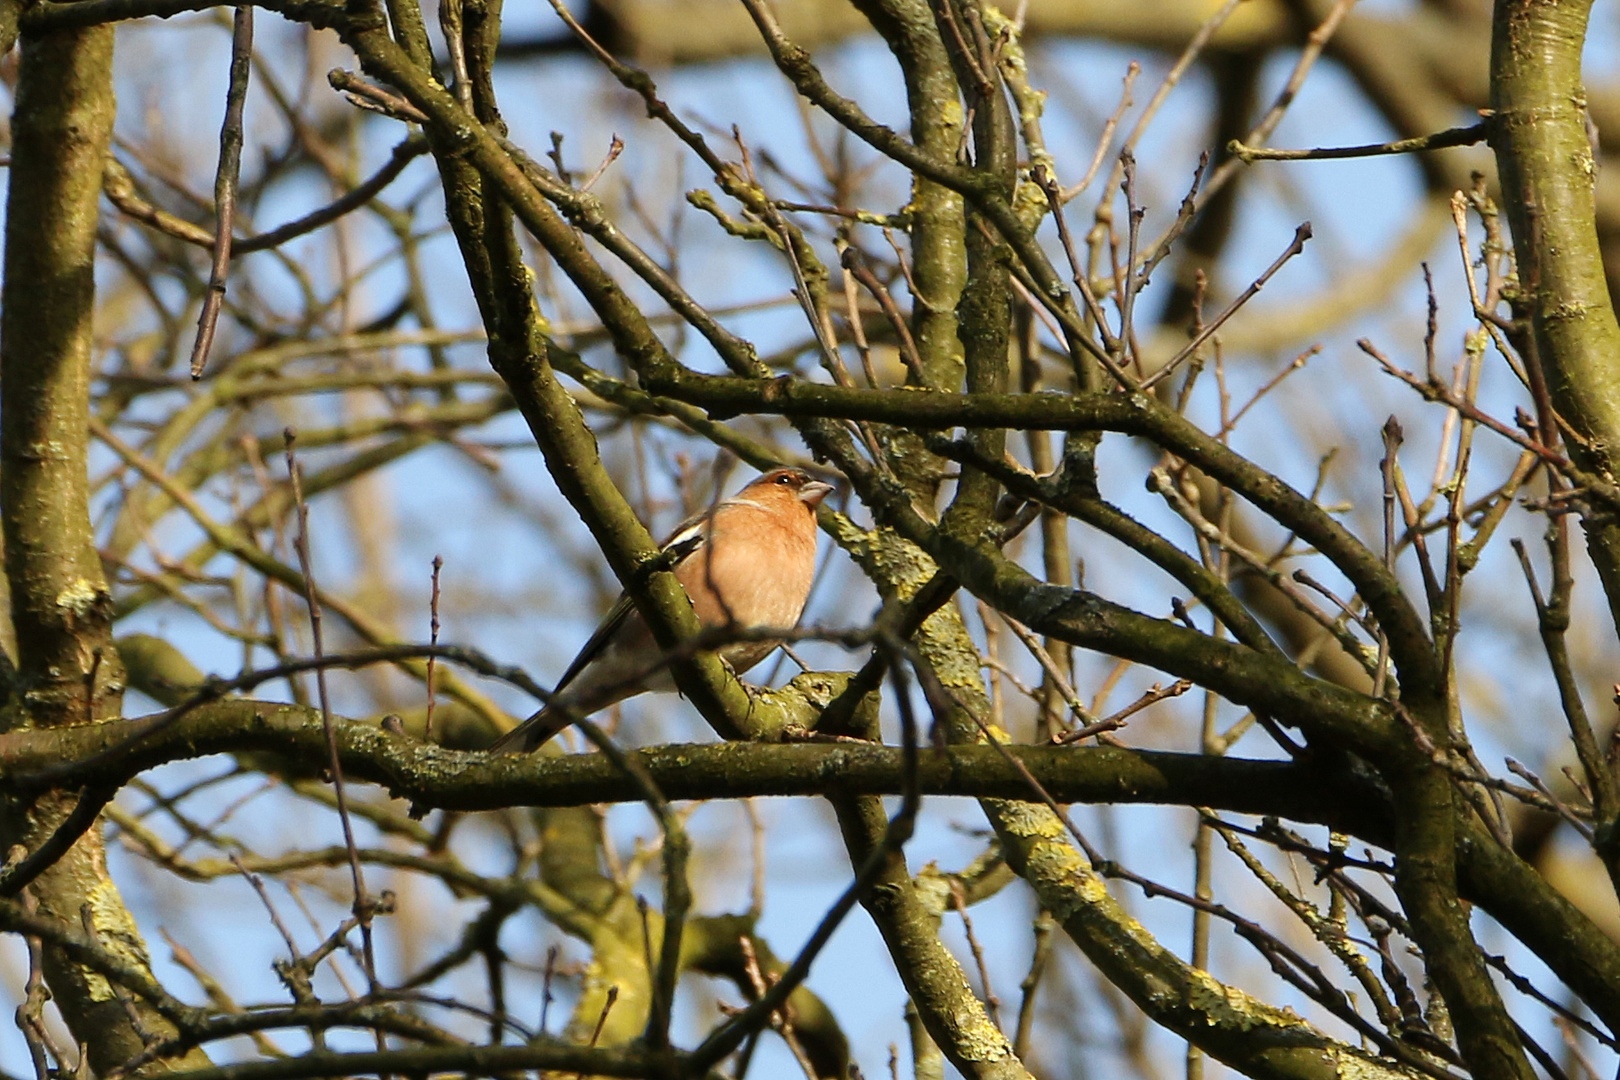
745, 468, 835, 508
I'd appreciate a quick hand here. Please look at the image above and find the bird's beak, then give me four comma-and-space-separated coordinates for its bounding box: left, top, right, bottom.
800, 480, 835, 506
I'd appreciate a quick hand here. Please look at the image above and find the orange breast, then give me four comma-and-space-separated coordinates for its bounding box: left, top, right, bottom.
676, 504, 817, 632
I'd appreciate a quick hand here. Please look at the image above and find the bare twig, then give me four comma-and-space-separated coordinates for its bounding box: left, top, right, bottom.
425, 555, 443, 742
1013, 913, 1055, 1059
283, 430, 379, 992
1061, 63, 1139, 202
1229, 123, 1488, 163
949, 880, 1002, 1029
188, 6, 252, 380
1142, 222, 1313, 390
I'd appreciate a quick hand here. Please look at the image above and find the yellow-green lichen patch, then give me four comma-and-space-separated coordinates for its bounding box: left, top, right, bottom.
995, 798, 1193, 953
55, 578, 104, 627
25, 440, 67, 462
922, 610, 986, 691
871, 530, 941, 600
912, 863, 953, 922
992, 801, 1097, 918
1334, 1049, 1413, 1080
951, 1008, 1016, 1064
1013, 177, 1051, 232
82, 876, 152, 1002
993, 799, 1074, 845
1185, 967, 1292, 1032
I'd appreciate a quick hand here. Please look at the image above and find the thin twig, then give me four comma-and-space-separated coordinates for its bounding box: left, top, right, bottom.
842, 245, 925, 382
579, 134, 625, 192
438, 0, 473, 112
540, 944, 560, 1033
1229, 123, 1488, 163
588, 986, 619, 1044
949, 880, 1002, 1029
425, 555, 443, 742
1013, 913, 1055, 1059
1142, 222, 1312, 390
284, 430, 379, 993
188, 6, 252, 380
1054, 680, 1193, 744
1061, 63, 1139, 202
234, 134, 428, 254
1374, 419, 1400, 698
1359, 338, 1620, 510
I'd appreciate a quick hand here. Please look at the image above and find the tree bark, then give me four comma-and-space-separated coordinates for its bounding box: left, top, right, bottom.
0, 24, 210, 1074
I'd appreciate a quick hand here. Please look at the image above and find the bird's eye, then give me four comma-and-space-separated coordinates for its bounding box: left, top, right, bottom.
776, 474, 792, 484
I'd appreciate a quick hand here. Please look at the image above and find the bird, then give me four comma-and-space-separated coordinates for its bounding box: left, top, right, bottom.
490, 467, 834, 752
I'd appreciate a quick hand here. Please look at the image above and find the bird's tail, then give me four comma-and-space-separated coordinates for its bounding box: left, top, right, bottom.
487, 705, 573, 754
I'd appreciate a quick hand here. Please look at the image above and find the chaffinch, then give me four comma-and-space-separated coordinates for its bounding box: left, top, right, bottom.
491, 468, 834, 752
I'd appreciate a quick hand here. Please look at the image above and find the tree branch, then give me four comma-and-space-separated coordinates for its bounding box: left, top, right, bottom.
0, 698, 1381, 828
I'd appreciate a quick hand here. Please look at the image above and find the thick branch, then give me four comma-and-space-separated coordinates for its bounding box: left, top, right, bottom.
0, 22, 209, 1074
1385, 758, 1536, 1080
148, 1043, 697, 1080
830, 791, 1030, 1080
1489, 0, 1620, 640
0, 699, 1377, 828
1, 28, 122, 724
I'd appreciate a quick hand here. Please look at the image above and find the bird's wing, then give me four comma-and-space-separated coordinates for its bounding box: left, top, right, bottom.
550, 515, 710, 696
